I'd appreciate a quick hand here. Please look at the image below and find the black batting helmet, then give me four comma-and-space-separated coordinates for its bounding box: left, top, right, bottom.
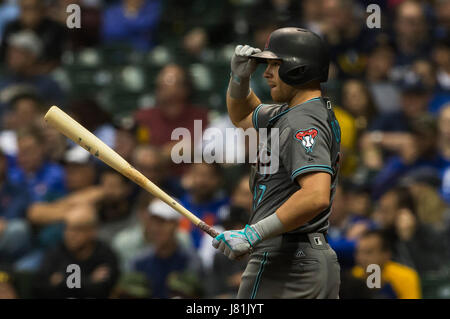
250, 27, 330, 87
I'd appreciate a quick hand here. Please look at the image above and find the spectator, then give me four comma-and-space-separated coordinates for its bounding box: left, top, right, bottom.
62, 150, 97, 193
372, 186, 448, 276
0, 0, 66, 72
328, 182, 376, 269
132, 199, 202, 299
49, 0, 102, 51
434, 0, 450, 39
101, 0, 162, 51
391, 0, 431, 80
352, 229, 421, 299
0, 30, 65, 117
132, 145, 184, 199
34, 204, 120, 298
68, 99, 115, 150
321, 0, 379, 78
365, 44, 401, 114
338, 79, 378, 175
8, 126, 66, 203
0, 150, 31, 263
135, 64, 209, 175
369, 116, 441, 199
0, 90, 46, 156
368, 74, 431, 133
179, 162, 229, 249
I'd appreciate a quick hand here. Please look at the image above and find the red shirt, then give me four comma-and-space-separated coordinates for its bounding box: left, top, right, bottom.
135, 104, 209, 147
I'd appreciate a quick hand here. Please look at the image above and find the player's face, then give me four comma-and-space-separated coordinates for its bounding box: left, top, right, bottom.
263, 60, 297, 103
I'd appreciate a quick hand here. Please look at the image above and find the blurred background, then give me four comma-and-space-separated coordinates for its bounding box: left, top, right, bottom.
0, 0, 450, 299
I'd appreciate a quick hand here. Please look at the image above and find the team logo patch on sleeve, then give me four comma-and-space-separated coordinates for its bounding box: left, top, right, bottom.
294, 128, 319, 153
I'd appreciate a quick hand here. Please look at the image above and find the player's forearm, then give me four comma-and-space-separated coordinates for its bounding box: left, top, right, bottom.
226, 78, 261, 127
274, 188, 330, 233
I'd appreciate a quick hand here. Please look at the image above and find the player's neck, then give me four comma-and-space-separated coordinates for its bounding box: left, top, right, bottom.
288, 88, 322, 108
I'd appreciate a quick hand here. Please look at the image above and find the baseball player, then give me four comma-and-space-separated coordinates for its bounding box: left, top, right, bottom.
212, 28, 342, 298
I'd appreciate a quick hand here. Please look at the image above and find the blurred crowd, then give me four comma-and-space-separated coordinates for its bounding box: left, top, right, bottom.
0, 0, 450, 299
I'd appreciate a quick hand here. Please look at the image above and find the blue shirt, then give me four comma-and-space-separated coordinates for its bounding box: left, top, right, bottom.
371, 155, 442, 200
101, 0, 162, 51
132, 246, 194, 299
0, 178, 30, 219
180, 193, 229, 248
7, 156, 66, 203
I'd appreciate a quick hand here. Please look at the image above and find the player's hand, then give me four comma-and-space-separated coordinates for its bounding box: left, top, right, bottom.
231, 45, 261, 80
212, 225, 262, 260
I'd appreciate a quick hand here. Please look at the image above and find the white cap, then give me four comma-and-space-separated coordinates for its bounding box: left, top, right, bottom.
64, 145, 90, 164
147, 199, 180, 221
8, 30, 43, 57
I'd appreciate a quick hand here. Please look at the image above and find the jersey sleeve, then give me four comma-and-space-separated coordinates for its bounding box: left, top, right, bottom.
280, 113, 333, 182
252, 103, 287, 129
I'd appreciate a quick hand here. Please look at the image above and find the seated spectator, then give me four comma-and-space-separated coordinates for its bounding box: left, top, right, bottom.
135, 64, 209, 175
132, 199, 202, 299
365, 44, 401, 114
321, 0, 380, 79
0, 90, 46, 156
101, 0, 162, 51
328, 182, 376, 269
8, 126, 66, 203
390, 0, 431, 81
367, 74, 431, 134
49, 0, 102, 51
28, 168, 135, 244
0, 0, 66, 72
33, 204, 120, 298
132, 145, 184, 199
338, 79, 378, 176
179, 163, 230, 249
372, 186, 448, 276
62, 151, 97, 193
369, 116, 441, 199
0, 150, 31, 263
352, 229, 421, 299
68, 99, 115, 150
0, 30, 65, 117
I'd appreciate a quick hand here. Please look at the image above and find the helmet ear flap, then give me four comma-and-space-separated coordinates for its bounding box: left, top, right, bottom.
279, 63, 307, 86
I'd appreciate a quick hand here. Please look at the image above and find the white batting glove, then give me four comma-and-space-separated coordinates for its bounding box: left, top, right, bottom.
231, 45, 262, 80
212, 225, 262, 260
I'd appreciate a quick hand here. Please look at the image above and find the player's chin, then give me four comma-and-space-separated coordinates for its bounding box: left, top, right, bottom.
270, 88, 286, 103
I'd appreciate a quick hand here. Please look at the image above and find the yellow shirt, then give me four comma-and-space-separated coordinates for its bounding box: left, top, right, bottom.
333, 106, 358, 177
352, 261, 422, 299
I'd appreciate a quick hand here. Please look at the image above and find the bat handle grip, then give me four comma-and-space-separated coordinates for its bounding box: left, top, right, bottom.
198, 221, 220, 238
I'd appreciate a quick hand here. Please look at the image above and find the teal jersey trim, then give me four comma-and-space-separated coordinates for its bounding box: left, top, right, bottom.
291, 164, 333, 181
250, 252, 268, 299
252, 104, 264, 129
267, 97, 322, 127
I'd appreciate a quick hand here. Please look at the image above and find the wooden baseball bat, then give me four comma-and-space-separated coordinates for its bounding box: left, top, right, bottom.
44, 106, 220, 238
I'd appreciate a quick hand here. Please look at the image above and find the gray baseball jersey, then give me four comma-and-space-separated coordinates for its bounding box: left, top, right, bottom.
249, 97, 341, 251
